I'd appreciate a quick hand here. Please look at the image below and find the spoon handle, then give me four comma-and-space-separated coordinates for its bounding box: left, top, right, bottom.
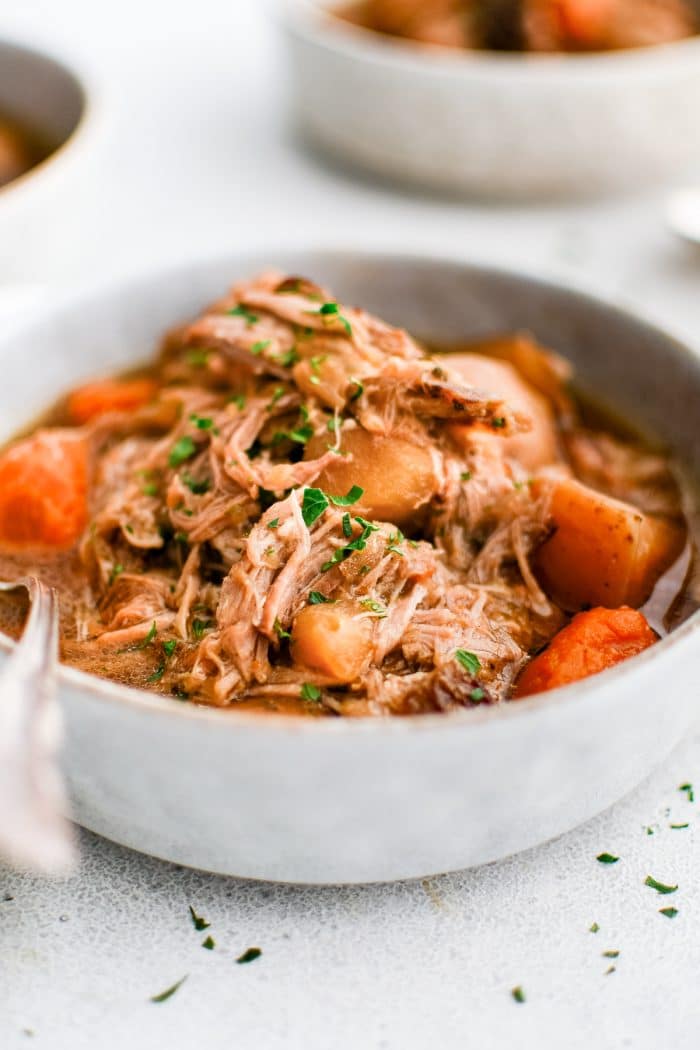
0, 578, 75, 872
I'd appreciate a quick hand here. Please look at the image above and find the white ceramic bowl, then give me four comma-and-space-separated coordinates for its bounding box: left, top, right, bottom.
282, 0, 700, 197
2, 249, 700, 884
0, 38, 98, 283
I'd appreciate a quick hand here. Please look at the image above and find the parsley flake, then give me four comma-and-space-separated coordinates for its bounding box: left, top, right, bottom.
470, 687, 485, 703
182, 473, 210, 495
660, 907, 679, 919
359, 598, 387, 618
679, 782, 694, 802
302, 487, 330, 527
267, 518, 280, 530
589, 922, 600, 933
186, 349, 209, 367
596, 853, 619, 865
460, 471, 472, 481
274, 618, 291, 640
227, 304, 258, 327
317, 301, 352, 337
251, 340, 271, 355
645, 875, 678, 895
236, 947, 262, 965
329, 485, 364, 507
108, 563, 124, 586
150, 976, 188, 1003
301, 683, 322, 702
189, 905, 210, 931
136, 622, 158, 650
169, 436, 196, 468
511, 986, 525, 1004
349, 378, 363, 401
602, 950, 619, 959
455, 649, 481, 675
670, 823, 689, 830
192, 618, 213, 640
202, 935, 215, 950
309, 591, 331, 604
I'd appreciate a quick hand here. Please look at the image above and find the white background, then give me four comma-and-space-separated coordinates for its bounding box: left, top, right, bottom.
2, 1, 700, 1047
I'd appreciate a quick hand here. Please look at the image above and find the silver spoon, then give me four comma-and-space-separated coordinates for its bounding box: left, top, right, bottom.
0, 577, 75, 872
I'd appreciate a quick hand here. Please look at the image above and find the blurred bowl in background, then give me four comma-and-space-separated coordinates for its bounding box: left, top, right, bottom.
0, 38, 99, 283
282, 0, 700, 198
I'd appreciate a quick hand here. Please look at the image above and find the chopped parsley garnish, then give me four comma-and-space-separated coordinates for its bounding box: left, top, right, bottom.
670, 823, 689, 830
147, 662, 166, 683
188, 905, 210, 931
186, 349, 209, 367
273, 423, 314, 446
460, 471, 472, 481
679, 782, 694, 802
316, 301, 352, 337
455, 650, 481, 675
645, 875, 678, 895
202, 935, 215, 950
274, 348, 300, 367
169, 436, 196, 468
320, 515, 377, 572
308, 591, 331, 604
227, 304, 258, 327
162, 640, 178, 658
142, 480, 159, 497
229, 393, 246, 410
273, 618, 291, 640
596, 853, 619, 865
660, 907, 679, 919
236, 947, 262, 965
302, 487, 330, 527
189, 413, 215, 430
108, 563, 124, 586
470, 687, 485, 703
150, 975, 188, 1003
302, 485, 365, 528
589, 922, 600, 933
301, 683, 322, 702
329, 485, 364, 507
327, 416, 340, 434
359, 598, 387, 618
251, 340, 271, 355
386, 530, 405, 557
182, 473, 210, 495
192, 618, 213, 640
136, 622, 158, 650
511, 986, 525, 1004
604, 965, 616, 976
267, 518, 280, 530
267, 386, 285, 410
602, 950, 619, 959
492, 417, 506, 429
349, 378, 363, 401
342, 512, 353, 538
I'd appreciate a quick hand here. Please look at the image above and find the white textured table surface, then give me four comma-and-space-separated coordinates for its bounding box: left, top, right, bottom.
2, 2, 700, 1047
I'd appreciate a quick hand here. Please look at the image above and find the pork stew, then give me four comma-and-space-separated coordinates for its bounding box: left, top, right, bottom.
0, 271, 690, 716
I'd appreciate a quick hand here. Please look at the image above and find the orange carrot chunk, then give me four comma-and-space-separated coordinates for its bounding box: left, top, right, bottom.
67, 377, 157, 424
514, 606, 657, 698
0, 430, 88, 548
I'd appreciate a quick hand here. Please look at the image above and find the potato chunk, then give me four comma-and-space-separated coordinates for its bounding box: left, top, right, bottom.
291, 602, 373, 684
534, 478, 684, 611
443, 354, 560, 470
305, 427, 440, 528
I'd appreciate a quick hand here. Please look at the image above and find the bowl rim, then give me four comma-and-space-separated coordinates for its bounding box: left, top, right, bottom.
0, 35, 100, 207
1, 245, 699, 736
281, 0, 700, 76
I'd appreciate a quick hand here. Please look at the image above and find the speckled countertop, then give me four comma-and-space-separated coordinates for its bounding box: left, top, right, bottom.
2, 2, 700, 1047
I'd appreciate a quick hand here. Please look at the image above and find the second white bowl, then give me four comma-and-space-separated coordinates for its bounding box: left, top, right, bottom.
282, 0, 700, 198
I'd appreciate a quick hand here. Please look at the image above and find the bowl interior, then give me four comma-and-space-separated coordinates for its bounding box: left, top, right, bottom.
0, 39, 86, 175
